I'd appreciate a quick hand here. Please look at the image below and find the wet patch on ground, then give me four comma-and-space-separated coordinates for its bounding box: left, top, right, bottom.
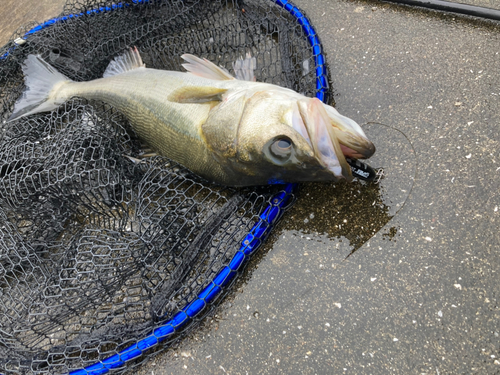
275, 121, 416, 258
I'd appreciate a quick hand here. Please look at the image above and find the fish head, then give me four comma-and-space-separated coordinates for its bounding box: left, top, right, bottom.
202, 89, 375, 186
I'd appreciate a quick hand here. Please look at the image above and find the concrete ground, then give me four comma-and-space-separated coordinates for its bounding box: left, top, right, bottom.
1, 1, 499, 374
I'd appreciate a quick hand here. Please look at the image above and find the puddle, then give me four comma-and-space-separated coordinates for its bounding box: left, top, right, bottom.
266, 122, 417, 257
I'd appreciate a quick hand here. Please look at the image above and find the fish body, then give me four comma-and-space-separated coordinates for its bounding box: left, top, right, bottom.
10, 49, 375, 186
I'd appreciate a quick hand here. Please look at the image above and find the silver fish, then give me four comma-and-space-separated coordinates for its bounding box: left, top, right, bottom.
10, 48, 375, 186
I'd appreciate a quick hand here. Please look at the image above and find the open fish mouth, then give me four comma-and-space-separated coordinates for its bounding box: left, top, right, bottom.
296, 98, 376, 180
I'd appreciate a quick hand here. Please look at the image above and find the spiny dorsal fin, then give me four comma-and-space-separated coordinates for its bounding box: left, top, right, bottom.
168, 86, 228, 103
181, 54, 235, 81
103, 46, 145, 78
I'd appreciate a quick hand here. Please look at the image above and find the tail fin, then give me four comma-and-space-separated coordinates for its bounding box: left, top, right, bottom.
9, 55, 71, 122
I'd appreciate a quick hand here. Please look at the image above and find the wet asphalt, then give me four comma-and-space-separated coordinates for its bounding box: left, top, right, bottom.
1, 1, 499, 374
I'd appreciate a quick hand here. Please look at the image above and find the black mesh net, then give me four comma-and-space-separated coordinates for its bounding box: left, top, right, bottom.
0, 1, 323, 373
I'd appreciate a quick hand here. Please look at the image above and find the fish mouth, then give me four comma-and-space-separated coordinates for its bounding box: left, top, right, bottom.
296, 98, 376, 180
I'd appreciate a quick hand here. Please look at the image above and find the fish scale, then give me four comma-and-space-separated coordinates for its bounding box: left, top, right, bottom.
59, 70, 223, 179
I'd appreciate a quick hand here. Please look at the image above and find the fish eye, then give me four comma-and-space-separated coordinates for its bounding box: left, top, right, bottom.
276, 138, 292, 150
269, 137, 293, 160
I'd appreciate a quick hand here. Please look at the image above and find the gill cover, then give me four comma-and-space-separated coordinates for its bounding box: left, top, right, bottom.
201, 94, 247, 160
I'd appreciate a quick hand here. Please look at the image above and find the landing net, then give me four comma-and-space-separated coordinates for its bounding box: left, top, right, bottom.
0, 0, 328, 373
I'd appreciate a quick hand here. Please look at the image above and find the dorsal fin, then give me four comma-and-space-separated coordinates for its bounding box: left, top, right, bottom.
181, 54, 235, 81
103, 47, 145, 78
232, 52, 257, 82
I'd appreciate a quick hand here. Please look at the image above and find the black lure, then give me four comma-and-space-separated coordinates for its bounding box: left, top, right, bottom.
347, 158, 377, 181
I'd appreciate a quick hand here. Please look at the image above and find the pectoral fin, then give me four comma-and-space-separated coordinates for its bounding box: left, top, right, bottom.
168, 86, 228, 103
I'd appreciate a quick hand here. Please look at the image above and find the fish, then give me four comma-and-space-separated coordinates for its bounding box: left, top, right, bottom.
9, 48, 375, 187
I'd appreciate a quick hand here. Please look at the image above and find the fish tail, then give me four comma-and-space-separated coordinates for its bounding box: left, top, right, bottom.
9, 55, 71, 121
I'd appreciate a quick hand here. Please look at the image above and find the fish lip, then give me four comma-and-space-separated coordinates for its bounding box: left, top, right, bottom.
298, 98, 352, 180
324, 107, 376, 160
297, 98, 376, 181
339, 139, 376, 159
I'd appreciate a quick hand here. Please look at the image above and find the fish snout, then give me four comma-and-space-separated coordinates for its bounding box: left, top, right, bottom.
338, 134, 376, 160
325, 107, 376, 160
296, 98, 376, 181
